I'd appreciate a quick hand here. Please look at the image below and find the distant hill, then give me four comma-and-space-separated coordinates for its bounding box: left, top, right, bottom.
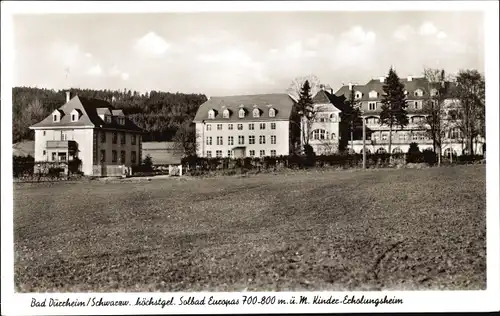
13, 140, 34, 157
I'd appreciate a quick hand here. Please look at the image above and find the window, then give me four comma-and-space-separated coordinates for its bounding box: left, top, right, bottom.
217, 124, 223, 130
382, 133, 388, 141
412, 133, 419, 141
100, 150, 105, 163
260, 150, 265, 157
206, 136, 212, 145
105, 115, 112, 124
131, 134, 136, 145
269, 108, 276, 117
312, 129, 326, 140
355, 92, 362, 99
249, 123, 255, 130
206, 151, 212, 158
270, 150, 277, 157
414, 101, 422, 110
369, 90, 378, 98
249, 150, 255, 157
249, 135, 255, 144
450, 128, 462, 139
216, 150, 222, 158
239, 109, 245, 118
43, 150, 46, 156
399, 133, 406, 140
259, 135, 266, 144
238, 135, 244, 145
43, 131, 46, 136
100, 131, 106, 143
120, 150, 126, 164
206, 124, 212, 131
260, 123, 265, 130
71, 114, 76, 122
368, 102, 377, 111
228, 136, 234, 146
414, 89, 424, 97
52, 152, 57, 161
237, 124, 243, 130
367, 117, 379, 125
208, 110, 215, 119
60, 131, 67, 141
53, 114, 58, 122
119, 117, 125, 125
319, 117, 326, 123
112, 132, 117, 144
228, 124, 233, 130
59, 153, 67, 161
223, 109, 230, 118
430, 88, 439, 97
131, 151, 137, 164
253, 108, 260, 118
393, 148, 402, 154
120, 132, 126, 144
330, 114, 337, 122
217, 136, 223, 145
271, 123, 276, 130
227, 150, 232, 158
112, 150, 117, 162
331, 133, 336, 140
271, 135, 276, 144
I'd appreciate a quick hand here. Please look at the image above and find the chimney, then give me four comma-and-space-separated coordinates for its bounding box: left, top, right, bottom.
330, 88, 334, 94
319, 84, 325, 91
66, 91, 71, 103
379, 77, 385, 83
348, 83, 353, 90
407, 75, 413, 82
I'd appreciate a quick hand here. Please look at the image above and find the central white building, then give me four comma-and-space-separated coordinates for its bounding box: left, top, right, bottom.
192, 94, 299, 158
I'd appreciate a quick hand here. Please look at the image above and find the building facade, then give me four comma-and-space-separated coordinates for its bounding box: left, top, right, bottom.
192, 94, 298, 158
30, 92, 144, 176
301, 89, 346, 155
334, 76, 485, 156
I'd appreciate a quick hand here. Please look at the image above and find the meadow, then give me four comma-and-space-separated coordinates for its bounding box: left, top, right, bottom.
13, 165, 486, 292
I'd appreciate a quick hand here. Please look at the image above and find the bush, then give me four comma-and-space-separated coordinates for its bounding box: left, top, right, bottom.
422, 149, 437, 166
407, 142, 423, 163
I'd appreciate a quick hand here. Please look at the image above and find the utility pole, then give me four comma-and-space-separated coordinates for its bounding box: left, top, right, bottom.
362, 116, 366, 169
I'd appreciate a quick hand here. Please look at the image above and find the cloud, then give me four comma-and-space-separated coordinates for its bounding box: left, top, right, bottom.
393, 25, 415, 41
419, 22, 438, 36
121, 73, 130, 81
437, 31, 448, 39
283, 41, 317, 59
134, 31, 170, 57
85, 52, 92, 58
341, 26, 376, 45
87, 65, 103, 76
48, 42, 82, 67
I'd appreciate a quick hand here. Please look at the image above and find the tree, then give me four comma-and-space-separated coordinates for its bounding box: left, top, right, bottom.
172, 121, 198, 157
340, 86, 362, 153
420, 68, 452, 166
296, 80, 316, 149
287, 74, 322, 102
452, 69, 485, 155
379, 68, 409, 157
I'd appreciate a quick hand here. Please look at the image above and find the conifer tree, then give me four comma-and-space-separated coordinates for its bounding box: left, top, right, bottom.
297, 80, 316, 148
380, 67, 409, 156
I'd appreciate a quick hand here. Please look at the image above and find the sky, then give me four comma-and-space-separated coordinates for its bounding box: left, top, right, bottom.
12, 11, 484, 96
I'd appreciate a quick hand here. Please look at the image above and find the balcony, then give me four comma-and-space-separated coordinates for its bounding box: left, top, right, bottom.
46, 140, 78, 151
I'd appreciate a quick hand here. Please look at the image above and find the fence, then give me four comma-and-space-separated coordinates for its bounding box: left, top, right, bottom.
13, 157, 83, 182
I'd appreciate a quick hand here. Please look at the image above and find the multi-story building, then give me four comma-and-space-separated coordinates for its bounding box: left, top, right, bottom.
30, 92, 144, 176
333, 75, 484, 156
192, 94, 298, 158
301, 87, 346, 155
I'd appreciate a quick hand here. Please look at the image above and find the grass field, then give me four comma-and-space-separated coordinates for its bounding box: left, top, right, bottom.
13, 165, 486, 292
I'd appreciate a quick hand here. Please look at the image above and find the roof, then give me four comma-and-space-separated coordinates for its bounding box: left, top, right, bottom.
313, 89, 347, 111
193, 93, 296, 123
142, 141, 177, 150
13, 141, 35, 157
142, 142, 182, 165
30, 96, 144, 132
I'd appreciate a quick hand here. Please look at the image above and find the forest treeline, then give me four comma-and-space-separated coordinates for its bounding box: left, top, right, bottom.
12, 87, 208, 143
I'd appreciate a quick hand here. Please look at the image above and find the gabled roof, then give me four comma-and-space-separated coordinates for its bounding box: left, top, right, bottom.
30, 96, 144, 132
193, 93, 295, 122
313, 89, 348, 112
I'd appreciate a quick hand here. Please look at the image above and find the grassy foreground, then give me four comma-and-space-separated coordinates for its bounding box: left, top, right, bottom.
14, 165, 486, 292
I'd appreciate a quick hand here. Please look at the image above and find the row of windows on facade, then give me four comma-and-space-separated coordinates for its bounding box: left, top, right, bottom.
99, 150, 138, 164
206, 122, 278, 131
206, 135, 278, 146
206, 149, 277, 158
367, 100, 431, 111
355, 88, 439, 100
367, 128, 463, 140
100, 132, 137, 145
53, 112, 126, 125
365, 116, 427, 125
208, 107, 276, 120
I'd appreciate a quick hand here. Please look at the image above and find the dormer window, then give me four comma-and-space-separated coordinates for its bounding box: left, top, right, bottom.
430, 88, 439, 97
269, 108, 276, 118
252, 108, 260, 118
355, 91, 362, 99
53, 114, 58, 122
52, 110, 63, 122
239, 109, 245, 118
414, 89, 424, 97
223, 109, 230, 118
118, 117, 125, 125
105, 115, 112, 124
70, 109, 81, 122
208, 109, 215, 119
368, 90, 378, 99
